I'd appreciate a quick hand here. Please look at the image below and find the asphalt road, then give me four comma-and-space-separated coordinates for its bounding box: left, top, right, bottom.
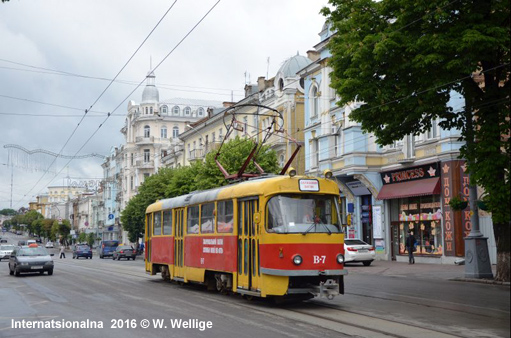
0, 233, 509, 338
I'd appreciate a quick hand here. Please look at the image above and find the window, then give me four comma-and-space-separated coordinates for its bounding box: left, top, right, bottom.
217, 200, 233, 233
279, 78, 284, 91
144, 125, 150, 138
150, 107, 153, 114
145, 107, 148, 115
279, 154, 285, 167
172, 106, 180, 115
201, 203, 215, 233
212, 132, 216, 143
147, 214, 153, 238
163, 210, 172, 235
131, 153, 134, 165
184, 106, 191, 115
161, 126, 167, 138
266, 194, 342, 234
219, 128, 223, 139
426, 119, 438, 139
144, 173, 150, 181
187, 206, 199, 234
310, 85, 319, 117
243, 117, 248, 135
197, 107, 204, 116
144, 149, 150, 162
161, 105, 168, 114
153, 212, 162, 235
130, 176, 134, 190
173, 126, 179, 139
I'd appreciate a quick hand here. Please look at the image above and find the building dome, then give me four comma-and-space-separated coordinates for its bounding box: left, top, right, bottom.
277, 53, 312, 78
141, 70, 159, 104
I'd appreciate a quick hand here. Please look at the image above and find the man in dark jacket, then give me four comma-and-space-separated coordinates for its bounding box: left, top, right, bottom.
406, 230, 416, 264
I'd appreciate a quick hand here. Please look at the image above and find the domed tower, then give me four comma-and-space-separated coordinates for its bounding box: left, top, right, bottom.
141, 70, 159, 115
275, 52, 311, 95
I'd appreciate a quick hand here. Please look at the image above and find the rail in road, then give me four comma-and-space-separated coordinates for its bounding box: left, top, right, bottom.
50, 257, 507, 338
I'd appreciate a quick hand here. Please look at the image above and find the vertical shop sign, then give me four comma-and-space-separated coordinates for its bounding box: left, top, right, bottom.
372, 205, 382, 239
441, 162, 455, 256
459, 162, 472, 238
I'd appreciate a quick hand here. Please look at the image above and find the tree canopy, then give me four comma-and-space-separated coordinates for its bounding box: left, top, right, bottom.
322, 0, 510, 281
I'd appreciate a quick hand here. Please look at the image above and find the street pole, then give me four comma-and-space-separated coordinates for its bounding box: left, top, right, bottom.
464, 98, 493, 279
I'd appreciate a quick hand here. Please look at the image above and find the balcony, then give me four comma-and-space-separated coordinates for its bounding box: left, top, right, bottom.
204, 142, 221, 154
136, 160, 155, 169
135, 136, 154, 145
189, 148, 204, 161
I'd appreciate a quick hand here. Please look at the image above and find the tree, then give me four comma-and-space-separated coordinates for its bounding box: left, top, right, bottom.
0, 208, 17, 216
78, 232, 87, 244
87, 233, 95, 247
322, 0, 510, 281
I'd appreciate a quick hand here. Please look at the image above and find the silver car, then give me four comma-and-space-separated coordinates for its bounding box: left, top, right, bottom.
8, 246, 54, 276
344, 239, 376, 266
0, 244, 15, 261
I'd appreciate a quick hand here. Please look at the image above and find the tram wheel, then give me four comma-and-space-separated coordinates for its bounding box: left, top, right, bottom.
160, 265, 170, 281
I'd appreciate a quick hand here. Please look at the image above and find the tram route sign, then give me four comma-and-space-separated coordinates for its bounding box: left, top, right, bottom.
299, 179, 319, 192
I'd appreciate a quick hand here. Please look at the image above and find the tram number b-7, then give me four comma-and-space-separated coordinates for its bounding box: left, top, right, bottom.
313, 255, 326, 264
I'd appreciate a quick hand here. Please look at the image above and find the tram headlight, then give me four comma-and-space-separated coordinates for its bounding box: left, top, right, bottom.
292, 254, 303, 265
323, 169, 333, 179
287, 167, 297, 177
336, 254, 345, 264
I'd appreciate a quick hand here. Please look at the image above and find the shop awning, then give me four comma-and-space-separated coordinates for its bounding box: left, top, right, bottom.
377, 177, 441, 200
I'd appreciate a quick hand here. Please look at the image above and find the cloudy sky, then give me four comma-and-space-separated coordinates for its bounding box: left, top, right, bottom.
0, 0, 328, 210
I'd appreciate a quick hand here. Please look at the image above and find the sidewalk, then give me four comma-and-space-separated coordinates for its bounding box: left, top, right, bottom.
345, 260, 509, 286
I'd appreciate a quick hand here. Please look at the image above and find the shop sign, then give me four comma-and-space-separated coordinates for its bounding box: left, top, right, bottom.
441, 162, 455, 256
459, 162, 472, 238
381, 162, 440, 185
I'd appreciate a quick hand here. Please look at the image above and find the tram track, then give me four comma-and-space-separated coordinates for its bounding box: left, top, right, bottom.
53, 260, 501, 338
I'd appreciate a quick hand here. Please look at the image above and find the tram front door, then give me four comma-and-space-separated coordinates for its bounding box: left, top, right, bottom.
237, 198, 260, 293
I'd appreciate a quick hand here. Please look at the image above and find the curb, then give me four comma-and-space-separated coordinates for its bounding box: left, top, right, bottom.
450, 277, 511, 286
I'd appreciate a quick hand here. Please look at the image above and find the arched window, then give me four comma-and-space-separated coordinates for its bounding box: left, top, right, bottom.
184, 106, 191, 115
279, 78, 284, 91
172, 126, 179, 139
150, 107, 153, 114
172, 106, 180, 115
145, 107, 148, 115
197, 107, 205, 117
161, 126, 167, 138
161, 105, 168, 114
144, 125, 150, 138
310, 85, 319, 117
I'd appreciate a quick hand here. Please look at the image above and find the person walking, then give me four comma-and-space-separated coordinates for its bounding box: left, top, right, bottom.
406, 230, 416, 264
59, 245, 66, 259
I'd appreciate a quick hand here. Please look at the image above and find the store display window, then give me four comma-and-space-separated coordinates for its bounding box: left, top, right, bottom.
398, 195, 442, 256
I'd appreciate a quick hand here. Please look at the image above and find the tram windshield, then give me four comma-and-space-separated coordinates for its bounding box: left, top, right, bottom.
266, 194, 342, 234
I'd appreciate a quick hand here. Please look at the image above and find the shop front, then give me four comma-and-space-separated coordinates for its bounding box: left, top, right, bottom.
378, 160, 472, 264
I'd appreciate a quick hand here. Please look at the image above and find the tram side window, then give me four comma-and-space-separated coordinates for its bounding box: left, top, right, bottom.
201, 203, 215, 234
163, 210, 172, 235
153, 211, 162, 236
187, 206, 199, 234
217, 200, 234, 233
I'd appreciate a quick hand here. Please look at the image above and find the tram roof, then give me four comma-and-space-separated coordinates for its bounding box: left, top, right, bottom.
146, 175, 339, 213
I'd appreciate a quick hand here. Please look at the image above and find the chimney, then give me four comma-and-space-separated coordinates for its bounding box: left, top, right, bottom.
222, 102, 235, 108
257, 76, 267, 92
306, 50, 320, 62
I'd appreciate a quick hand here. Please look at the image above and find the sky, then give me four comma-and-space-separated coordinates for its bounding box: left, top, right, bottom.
0, 0, 329, 210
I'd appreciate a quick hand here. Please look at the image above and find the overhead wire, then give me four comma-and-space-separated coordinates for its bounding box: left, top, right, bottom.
14, 0, 222, 208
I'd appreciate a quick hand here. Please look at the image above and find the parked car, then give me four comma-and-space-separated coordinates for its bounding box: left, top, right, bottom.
0, 238, 7, 243
112, 245, 136, 261
8, 246, 54, 276
26, 240, 36, 246
98, 240, 119, 259
344, 239, 376, 266
45, 241, 54, 248
0, 244, 15, 261
35, 238, 42, 244
17, 240, 27, 246
73, 245, 92, 259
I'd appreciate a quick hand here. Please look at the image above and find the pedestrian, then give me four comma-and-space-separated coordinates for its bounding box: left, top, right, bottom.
59, 245, 66, 259
406, 230, 416, 264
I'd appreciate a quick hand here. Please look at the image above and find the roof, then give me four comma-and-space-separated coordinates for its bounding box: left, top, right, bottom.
277, 54, 312, 78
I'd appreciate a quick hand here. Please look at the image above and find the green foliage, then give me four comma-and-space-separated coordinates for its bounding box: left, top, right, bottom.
78, 232, 87, 244
87, 233, 96, 247
323, 1, 510, 255
0, 208, 17, 216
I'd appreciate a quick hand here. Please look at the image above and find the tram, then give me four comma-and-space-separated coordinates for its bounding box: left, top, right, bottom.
144, 169, 347, 300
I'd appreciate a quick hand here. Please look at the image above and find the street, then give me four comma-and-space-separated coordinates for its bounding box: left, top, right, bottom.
0, 233, 509, 338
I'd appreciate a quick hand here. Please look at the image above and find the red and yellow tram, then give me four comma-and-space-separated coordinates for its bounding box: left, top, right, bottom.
145, 171, 347, 300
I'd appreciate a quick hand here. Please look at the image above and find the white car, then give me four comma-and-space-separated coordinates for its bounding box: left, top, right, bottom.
0, 244, 15, 261
45, 241, 54, 248
344, 239, 375, 266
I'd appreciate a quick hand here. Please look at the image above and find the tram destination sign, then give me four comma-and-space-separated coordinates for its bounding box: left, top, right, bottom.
299, 179, 319, 192
380, 162, 440, 185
